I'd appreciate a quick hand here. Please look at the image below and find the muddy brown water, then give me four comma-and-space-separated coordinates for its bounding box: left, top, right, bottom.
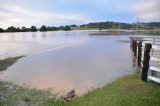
0, 30, 135, 95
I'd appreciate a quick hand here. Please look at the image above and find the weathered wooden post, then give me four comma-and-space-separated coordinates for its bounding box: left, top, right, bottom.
137, 41, 142, 66
131, 39, 134, 51
141, 43, 152, 81
131, 40, 136, 52
133, 40, 137, 56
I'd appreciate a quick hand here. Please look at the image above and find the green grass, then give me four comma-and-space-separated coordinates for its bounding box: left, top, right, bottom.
0, 56, 24, 71
59, 73, 160, 106
0, 81, 61, 106
1, 73, 159, 106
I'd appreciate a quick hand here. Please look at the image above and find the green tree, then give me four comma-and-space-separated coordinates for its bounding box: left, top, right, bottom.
16, 27, 21, 32
63, 25, 71, 31
70, 24, 77, 27
21, 27, 30, 32
40, 25, 47, 31
59, 26, 65, 30
6, 26, 17, 32
47, 26, 58, 31
30, 26, 37, 32
0, 28, 4, 32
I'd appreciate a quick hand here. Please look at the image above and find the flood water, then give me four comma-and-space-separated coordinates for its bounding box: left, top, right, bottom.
0, 31, 134, 95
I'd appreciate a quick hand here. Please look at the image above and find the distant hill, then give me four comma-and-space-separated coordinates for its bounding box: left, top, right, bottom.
74, 21, 160, 30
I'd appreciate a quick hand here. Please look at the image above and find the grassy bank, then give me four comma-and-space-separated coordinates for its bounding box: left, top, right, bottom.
0, 81, 62, 106
0, 56, 24, 71
0, 57, 160, 106
0, 73, 160, 106
61, 73, 160, 106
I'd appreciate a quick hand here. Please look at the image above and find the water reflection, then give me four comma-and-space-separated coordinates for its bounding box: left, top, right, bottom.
0, 31, 88, 59
32, 33, 37, 38
0, 31, 134, 95
41, 32, 47, 38
131, 52, 137, 67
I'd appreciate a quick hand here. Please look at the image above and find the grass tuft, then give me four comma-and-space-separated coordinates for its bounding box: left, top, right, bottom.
0, 56, 24, 71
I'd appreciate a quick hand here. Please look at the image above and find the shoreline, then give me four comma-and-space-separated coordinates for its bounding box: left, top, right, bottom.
0, 57, 160, 106
0, 30, 160, 35
0, 72, 160, 106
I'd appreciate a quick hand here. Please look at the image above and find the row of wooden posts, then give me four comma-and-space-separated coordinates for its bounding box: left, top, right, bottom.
131, 40, 152, 82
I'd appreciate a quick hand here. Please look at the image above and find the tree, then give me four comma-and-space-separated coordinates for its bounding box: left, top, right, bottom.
6, 26, 17, 32
70, 24, 77, 27
40, 25, 47, 31
16, 27, 21, 32
21, 27, 30, 32
47, 26, 58, 31
0, 28, 4, 32
59, 26, 65, 30
30, 26, 37, 32
63, 25, 71, 31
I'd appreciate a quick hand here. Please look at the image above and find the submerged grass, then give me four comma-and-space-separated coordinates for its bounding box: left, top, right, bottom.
0, 81, 62, 106
0, 56, 24, 71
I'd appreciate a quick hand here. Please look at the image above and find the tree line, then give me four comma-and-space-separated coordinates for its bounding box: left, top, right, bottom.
0, 21, 160, 33
0, 25, 71, 33
80, 21, 160, 30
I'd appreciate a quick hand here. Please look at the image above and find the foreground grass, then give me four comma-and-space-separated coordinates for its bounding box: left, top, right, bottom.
60, 73, 160, 106
0, 81, 62, 106
0, 73, 160, 106
0, 56, 24, 71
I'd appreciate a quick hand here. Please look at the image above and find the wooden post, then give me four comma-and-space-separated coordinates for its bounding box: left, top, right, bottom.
137, 41, 142, 66
132, 40, 137, 56
135, 41, 137, 56
141, 43, 152, 81
132, 40, 136, 52
131, 39, 134, 52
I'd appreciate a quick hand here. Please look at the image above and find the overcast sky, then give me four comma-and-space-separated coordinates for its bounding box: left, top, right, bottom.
0, 0, 160, 28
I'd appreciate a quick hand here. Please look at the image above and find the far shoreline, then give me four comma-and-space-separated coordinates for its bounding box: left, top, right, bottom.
0, 29, 160, 35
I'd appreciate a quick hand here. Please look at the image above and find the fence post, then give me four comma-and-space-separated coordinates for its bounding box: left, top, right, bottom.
133, 40, 137, 56
137, 41, 142, 66
131, 40, 137, 56
131, 39, 134, 52
141, 43, 152, 81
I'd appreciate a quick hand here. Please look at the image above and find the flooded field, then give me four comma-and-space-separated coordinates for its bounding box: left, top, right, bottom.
0, 31, 135, 94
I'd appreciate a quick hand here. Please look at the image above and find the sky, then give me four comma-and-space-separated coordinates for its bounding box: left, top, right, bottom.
0, 0, 160, 28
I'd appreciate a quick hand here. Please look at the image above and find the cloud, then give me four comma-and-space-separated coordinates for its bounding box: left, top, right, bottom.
0, 0, 159, 28
131, 0, 160, 22
0, 0, 92, 28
